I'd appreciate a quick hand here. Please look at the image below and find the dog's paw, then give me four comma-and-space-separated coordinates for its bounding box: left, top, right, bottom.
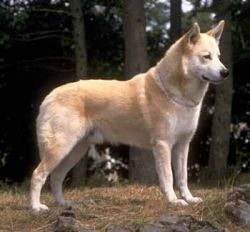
184, 196, 203, 204
31, 203, 49, 212
169, 199, 189, 207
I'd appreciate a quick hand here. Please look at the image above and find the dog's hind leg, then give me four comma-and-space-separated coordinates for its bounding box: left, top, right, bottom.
50, 140, 89, 206
30, 115, 87, 212
30, 147, 73, 212
30, 159, 52, 212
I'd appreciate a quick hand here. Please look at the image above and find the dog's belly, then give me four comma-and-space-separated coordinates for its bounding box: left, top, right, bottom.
87, 124, 151, 149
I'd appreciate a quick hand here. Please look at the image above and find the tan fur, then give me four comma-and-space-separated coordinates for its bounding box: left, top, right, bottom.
30, 21, 228, 211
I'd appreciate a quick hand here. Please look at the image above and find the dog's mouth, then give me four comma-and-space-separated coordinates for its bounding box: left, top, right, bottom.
201, 75, 224, 84
201, 75, 210, 81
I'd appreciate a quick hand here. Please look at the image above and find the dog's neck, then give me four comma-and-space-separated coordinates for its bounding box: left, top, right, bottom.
154, 41, 209, 108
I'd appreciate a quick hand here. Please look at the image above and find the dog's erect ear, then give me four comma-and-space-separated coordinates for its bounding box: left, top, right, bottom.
184, 22, 200, 45
207, 20, 225, 43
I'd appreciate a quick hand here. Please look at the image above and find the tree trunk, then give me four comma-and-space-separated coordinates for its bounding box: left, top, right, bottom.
123, 0, 149, 79
170, 0, 182, 43
70, 0, 88, 79
70, 0, 88, 186
208, 0, 233, 179
123, 0, 158, 185
129, 147, 158, 185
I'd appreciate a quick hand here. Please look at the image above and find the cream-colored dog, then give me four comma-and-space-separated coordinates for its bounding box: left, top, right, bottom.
30, 21, 228, 211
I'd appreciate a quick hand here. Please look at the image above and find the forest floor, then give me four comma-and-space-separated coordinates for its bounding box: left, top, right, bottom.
0, 174, 249, 232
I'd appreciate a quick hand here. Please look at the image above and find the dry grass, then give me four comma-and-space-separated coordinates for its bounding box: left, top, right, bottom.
0, 183, 248, 232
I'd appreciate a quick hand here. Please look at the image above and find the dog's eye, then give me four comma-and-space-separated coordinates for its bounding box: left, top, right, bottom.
203, 54, 211, 60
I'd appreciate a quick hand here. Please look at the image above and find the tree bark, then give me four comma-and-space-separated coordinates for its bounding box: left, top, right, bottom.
70, 0, 88, 186
123, 0, 149, 79
123, 0, 158, 185
129, 147, 158, 185
208, 0, 233, 179
70, 0, 87, 79
170, 0, 182, 43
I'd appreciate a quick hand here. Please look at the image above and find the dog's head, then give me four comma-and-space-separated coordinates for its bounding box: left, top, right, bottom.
182, 21, 229, 84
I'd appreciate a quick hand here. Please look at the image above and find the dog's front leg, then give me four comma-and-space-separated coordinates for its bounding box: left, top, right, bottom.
172, 142, 203, 204
152, 140, 188, 206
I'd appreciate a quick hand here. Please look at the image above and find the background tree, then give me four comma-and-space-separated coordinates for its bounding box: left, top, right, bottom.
123, 0, 149, 77
208, 0, 233, 179
170, 0, 182, 43
69, 0, 89, 186
70, 0, 88, 79
123, 0, 158, 185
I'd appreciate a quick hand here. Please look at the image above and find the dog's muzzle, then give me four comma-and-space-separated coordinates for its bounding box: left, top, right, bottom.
220, 68, 229, 79
202, 68, 229, 84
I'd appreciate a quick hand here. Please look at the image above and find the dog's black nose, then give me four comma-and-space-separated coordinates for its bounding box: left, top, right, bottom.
220, 68, 229, 78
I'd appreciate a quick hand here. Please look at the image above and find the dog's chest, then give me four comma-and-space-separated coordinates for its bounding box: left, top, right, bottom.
168, 105, 201, 140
